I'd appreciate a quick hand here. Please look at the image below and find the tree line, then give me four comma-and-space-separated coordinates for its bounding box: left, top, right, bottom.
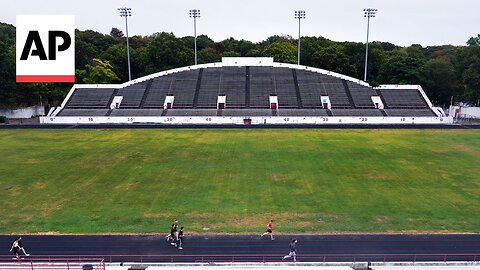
1, 22, 479, 108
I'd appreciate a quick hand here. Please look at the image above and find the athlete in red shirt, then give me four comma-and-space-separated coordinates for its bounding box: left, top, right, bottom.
260, 219, 274, 240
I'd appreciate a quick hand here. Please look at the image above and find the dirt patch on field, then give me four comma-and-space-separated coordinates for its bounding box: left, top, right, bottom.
8, 185, 21, 197
143, 212, 171, 218
24, 158, 41, 165
114, 182, 135, 191
454, 143, 480, 158
40, 204, 64, 217
270, 173, 285, 183
374, 216, 390, 224
32, 181, 47, 189
365, 171, 391, 181
78, 177, 97, 189
186, 212, 219, 219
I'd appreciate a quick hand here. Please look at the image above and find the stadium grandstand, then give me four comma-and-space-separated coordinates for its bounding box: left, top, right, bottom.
41, 57, 451, 125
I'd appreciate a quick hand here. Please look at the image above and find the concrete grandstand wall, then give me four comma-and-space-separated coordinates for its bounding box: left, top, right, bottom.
40, 115, 452, 125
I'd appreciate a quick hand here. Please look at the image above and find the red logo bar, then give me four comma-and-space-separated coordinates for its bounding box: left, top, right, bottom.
16, 75, 75, 83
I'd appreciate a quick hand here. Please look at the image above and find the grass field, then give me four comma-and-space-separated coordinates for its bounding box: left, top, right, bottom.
0, 129, 479, 234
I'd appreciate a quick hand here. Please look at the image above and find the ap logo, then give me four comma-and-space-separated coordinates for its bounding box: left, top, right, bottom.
16, 15, 75, 82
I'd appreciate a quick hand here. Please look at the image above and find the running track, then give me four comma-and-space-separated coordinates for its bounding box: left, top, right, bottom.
1, 234, 479, 263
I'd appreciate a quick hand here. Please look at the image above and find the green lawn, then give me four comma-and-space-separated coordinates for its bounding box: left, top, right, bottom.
0, 129, 479, 234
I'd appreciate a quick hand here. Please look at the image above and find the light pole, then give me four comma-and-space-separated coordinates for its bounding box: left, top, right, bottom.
294, 10, 306, 65
363, 8, 377, 82
118, 7, 132, 81
189, 9, 201, 65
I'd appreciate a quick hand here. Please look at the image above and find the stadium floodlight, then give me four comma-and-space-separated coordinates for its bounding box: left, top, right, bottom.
118, 7, 132, 81
363, 8, 377, 82
294, 10, 306, 65
189, 9, 201, 65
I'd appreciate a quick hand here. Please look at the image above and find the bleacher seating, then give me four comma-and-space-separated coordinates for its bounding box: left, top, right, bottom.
116, 82, 148, 108
347, 82, 377, 108
273, 68, 298, 108
249, 67, 274, 108
385, 109, 436, 117
58, 65, 436, 119
110, 109, 165, 116
331, 109, 383, 116
169, 69, 199, 108
197, 68, 221, 108
66, 88, 115, 108
296, 70, 326, 108
278, 109, 329, 117
166, 109, 218, 116
58, 109, 109, 116
323, 76, 351, 108
380, 88, 427, 108
220, 67, 246, 108
143, 74, 174, 108
222, 109, 273, 117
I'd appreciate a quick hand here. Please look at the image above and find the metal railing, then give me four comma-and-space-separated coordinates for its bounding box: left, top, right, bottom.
3, 253, 478, 264
0, 257, 105, 270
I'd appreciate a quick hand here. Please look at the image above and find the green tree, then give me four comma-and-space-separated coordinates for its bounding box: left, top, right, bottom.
222, 38, 257, 56
466, 34, 480, 46
456, 45, 480, 103
76, 29, 116, 69
365, 43, 387, 85
426, 54, 456, 105
312, 45, 356, 76
299, 36, 326, 67
379, 52, 428, 85
110, 27, 124, 41
102, 43, 129, 81
140, 32, 192, 73
76, 58, 120, 84
0, 23, 17, 107
263, 41, 296, 63
77, 29, 115, 52
198, 47, 221, 64
181, 35, 214, 52
342, 42, 365, 80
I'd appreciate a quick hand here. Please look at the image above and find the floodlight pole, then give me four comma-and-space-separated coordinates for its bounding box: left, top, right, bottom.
118, 7, 132, 81
190, 9, 201, 65
363, 8, 377, 82
294, 10, 306, 65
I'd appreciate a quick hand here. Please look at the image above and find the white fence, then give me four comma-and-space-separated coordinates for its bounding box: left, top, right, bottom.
450, 106, 480, 119
0, 106, 45, 119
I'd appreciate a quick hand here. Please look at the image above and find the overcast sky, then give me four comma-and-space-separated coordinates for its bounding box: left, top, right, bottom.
1, 0, 478, 46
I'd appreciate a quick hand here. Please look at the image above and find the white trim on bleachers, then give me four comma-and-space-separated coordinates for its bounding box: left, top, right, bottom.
41, 115, 453, 125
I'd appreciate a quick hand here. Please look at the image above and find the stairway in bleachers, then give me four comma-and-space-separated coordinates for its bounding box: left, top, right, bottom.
292, 69, 304, 108
139, 79, 154, 108
65, 88, 115, 108
342, 80, 356, 109
374, 88, 389, 109
106, 89, 119, 109
245, 67, 250, 108
192, 68, 204, 108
